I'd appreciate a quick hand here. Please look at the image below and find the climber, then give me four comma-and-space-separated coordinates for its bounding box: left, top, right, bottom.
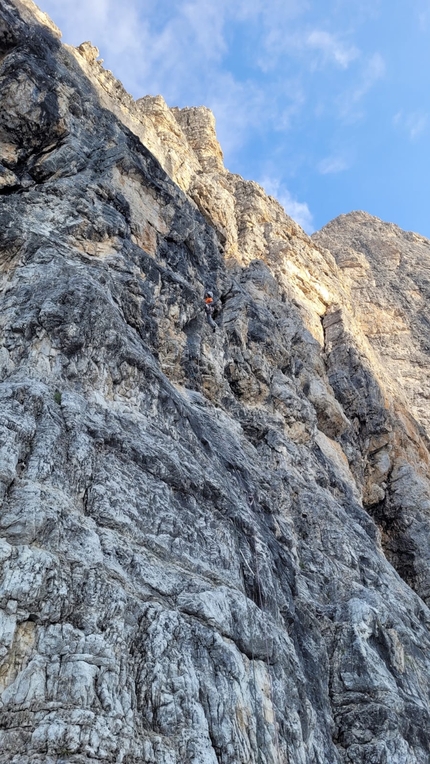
204, 290, 218, 332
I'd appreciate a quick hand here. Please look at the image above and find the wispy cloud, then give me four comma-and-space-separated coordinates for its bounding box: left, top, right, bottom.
180, 0, 228, 61
356, 52, 386, 96
317, 155, 350, 174
40, 0, 143, 53
306, 30, 359, 68
260, 25, 359, 72
338, 52, 385, 121
41, 0, 310, 163
418, 0, 430, 31
39, 0, 367, 132
394, 110, 428, 140
38, 0, 393, 227
259, 177, 314, 233
208, 76, 307, 162
205, 75, 268, 155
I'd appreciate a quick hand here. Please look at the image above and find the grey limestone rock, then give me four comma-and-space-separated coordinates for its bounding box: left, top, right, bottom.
1, 2, 430, 763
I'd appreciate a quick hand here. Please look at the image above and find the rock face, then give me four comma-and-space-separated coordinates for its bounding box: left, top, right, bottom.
1, 2, 430, 764
314, 215, 430, 604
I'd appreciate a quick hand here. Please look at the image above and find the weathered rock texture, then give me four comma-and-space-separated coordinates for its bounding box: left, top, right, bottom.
314, 215, 430, 604
1, 2, 430, 763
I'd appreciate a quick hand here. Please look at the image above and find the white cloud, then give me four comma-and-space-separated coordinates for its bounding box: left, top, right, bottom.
40, 0, 142, 52
259, 177, 314, 233
206, 75, 268, 156
338, 52, 385, 121
317, 155, 349, 174
306, 30, 359, 68
40, 0, 309, 166
260, 24, 359, 73
37, 0, 384, 202
181, 0, 228, 61
394, 110, 428, 140
357, 52, 385, 95
281, 193, 314, 233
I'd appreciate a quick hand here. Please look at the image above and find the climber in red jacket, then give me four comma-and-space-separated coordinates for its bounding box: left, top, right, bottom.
204, 291, 218, 332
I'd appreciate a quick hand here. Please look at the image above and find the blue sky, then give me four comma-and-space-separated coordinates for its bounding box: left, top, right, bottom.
38, 0, 430, 236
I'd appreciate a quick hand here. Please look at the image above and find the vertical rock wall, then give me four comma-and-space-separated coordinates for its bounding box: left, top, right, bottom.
1, 2, 430, 763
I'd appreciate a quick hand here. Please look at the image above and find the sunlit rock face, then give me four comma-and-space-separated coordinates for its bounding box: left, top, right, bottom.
1, 2, 430, 763
314, 215, 430, 603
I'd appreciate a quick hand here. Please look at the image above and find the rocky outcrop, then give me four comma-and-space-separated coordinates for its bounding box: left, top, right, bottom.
314, 215, 430, 603
1, 2, 430, 763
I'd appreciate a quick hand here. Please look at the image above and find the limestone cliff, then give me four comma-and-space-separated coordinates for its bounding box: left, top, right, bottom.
1, 2, 430, 764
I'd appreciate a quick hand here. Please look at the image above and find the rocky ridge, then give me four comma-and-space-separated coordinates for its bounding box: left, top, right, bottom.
1, 2, 430, 763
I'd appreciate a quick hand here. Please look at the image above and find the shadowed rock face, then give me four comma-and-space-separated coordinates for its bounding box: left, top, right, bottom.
1, 3, 430, 764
